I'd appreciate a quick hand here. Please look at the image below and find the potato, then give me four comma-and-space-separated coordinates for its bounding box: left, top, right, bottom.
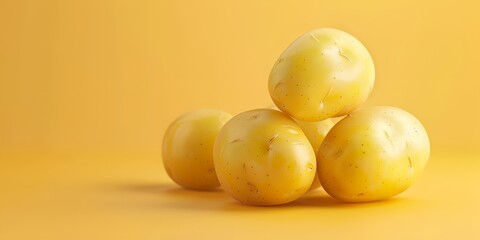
269, 28, 375, 122
317, 106, 430, 202
268, 104, 335, 190
295, 118, 335, 190
213, 109, 316, 205
162, 109, 232, 190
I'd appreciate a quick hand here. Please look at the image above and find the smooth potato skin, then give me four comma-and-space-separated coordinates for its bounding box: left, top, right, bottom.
296, 118, 335, 152
269, 28, 375, 121
295, 118, 335, 190
214, 109, 316, 205
317, 107, 430, 202
162, 109, 232, 190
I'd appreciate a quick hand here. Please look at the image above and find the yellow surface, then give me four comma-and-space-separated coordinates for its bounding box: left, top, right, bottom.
1, 152, 479, 239
1, 0, 480, 239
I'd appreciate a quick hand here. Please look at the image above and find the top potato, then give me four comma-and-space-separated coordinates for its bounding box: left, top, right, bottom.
269, 28, 375, 121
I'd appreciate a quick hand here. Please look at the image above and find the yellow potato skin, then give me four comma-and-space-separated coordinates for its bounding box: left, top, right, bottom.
162, 109, 232, 190
269, 28, 375, 121
295, 118, 335, 190
296, 118, 335, 152
213, 109, 316, 205
317, 107, 430, 202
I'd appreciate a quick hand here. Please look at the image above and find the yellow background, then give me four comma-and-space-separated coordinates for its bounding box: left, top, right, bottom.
1, 0, 479, 153
1, 0, 479, 239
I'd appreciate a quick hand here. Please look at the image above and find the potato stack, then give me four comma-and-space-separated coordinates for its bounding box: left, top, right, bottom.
162, 28, 430, 205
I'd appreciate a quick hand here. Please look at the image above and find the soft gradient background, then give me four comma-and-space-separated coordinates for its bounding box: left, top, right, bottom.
1, 0, 479, 153
1, 0, 479, 239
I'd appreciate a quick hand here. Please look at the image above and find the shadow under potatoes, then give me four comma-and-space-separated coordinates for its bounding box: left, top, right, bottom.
103, 182, 417, 212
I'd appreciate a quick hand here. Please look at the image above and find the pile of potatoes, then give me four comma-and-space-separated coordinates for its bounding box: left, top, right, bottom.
162, 28, 430, 205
